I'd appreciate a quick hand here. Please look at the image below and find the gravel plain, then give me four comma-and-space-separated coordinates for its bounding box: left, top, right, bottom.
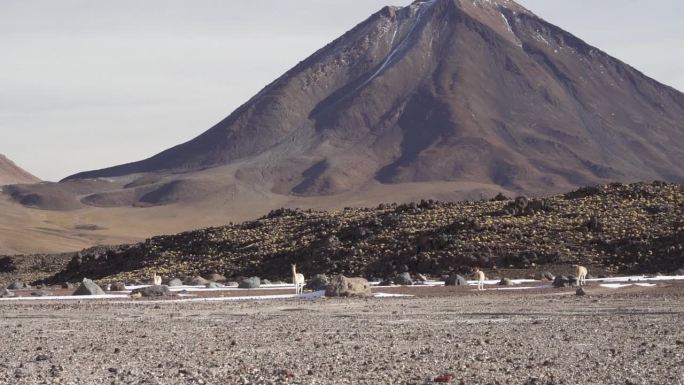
1, 283, 683, 385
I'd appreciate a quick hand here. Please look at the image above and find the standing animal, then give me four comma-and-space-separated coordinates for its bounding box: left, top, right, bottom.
291, 264, 305, 295
152, 272, 162, 286
573, 265, 588, 286
473, 268, 486, 291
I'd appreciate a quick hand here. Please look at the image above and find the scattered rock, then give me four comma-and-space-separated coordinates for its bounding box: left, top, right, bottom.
25, 182, 684, 285
205, 282, 223, 288
110, 282, 127, 292
445, 274, 467, 286
543, 271, 555, 281
416, 273, 428, 282
238, 277, 261, 289
674, 268, 684, 276
304, 274, 329, 291
491, 192, 510, 202
7, 281, 26, 290
0, 288, 15, 298
433, 374, 455, 383
72, 278, 106, 296
31, 291, 49, 297
325, 275, 371, 297
131, 285, 172, 298
168, 278, 183, 287
586, 213, 604, 232
60, 282, 74, 289
576, 287, 586, 296
499, 278, 513, 286
394, 272, 413, 286
262, 279, 272, 285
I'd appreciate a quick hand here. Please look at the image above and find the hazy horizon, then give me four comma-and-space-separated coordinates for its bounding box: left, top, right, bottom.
2, 0, 683, 181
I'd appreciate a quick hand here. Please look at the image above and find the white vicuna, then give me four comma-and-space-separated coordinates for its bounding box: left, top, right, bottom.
574, 265, 588, 286
291, 264, 305, 295
473, 268, 486, 291
152, 272, 162, 286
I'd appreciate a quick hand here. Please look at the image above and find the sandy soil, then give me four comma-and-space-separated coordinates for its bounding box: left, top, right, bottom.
1, 283, 683, 385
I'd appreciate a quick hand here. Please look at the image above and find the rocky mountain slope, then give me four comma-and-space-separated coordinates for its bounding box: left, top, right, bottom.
0, 154, 40, 186
60, 0, 684, 204
24, 182, 679, 284
2, 0, 683, 256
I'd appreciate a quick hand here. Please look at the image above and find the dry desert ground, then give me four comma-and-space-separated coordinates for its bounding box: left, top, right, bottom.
1, 282, 683, 385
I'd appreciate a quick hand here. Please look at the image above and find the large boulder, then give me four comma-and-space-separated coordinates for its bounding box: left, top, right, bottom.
168, 278, 183, 287
325, 275, 371, 297
553, 275, 570, 288
131, 285, 172, 298
7, 282, 26, 290
110, 282, 127, 292
444, 274, 467, 286
184, 276, 209, 286
0, 288, 15, 298
238, 277, 261, 289
394, 272, 413, 286
304, 274, 329, 291
72, 278, 106, 296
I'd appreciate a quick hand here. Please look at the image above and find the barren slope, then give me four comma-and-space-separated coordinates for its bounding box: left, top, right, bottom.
0, 154, 40, 186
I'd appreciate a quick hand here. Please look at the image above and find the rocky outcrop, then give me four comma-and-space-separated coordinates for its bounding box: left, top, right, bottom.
14, 183, 684, 285
305, 274, 329, 291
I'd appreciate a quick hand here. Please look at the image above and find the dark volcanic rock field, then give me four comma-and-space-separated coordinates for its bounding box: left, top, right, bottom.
8, 182, 674, 285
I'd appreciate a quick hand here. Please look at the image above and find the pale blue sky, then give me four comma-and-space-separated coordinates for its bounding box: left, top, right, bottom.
1, 0, 682, 181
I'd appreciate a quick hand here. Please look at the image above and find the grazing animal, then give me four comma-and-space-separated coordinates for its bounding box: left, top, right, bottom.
573, 265, 588, 286
291, 264, 305, 295
152, 272, 162, 286
473, 268, 486, 291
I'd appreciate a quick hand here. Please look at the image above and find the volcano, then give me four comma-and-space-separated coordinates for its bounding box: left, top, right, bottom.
62, 0, 684, 200
0, 154, 40, 186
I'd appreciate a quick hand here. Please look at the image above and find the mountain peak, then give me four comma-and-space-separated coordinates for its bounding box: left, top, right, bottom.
58, 0, 684, 207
